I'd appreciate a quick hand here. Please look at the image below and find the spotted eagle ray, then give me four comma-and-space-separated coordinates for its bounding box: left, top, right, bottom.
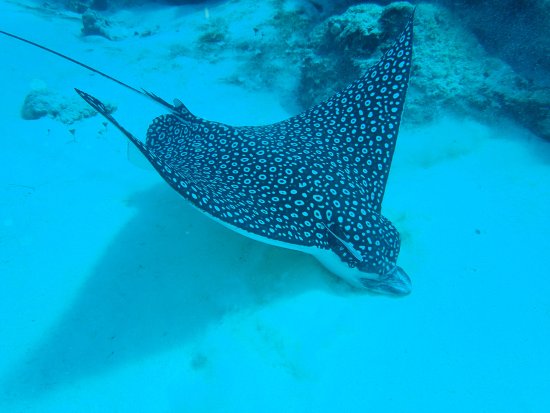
1, 10, 414, 295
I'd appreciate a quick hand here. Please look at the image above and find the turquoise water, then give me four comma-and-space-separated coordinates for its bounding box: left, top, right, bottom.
0, 1, 549, 412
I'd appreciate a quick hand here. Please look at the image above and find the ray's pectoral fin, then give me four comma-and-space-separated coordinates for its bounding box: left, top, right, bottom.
127, 141, 155, 171
75, 88, 165, 173
75, 88, 141, 147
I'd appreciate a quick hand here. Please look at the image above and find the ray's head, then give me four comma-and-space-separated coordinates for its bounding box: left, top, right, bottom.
317, 211, 411, 296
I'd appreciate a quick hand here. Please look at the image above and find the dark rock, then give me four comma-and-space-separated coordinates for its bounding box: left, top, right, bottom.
92, 0, 109, 11
303, 0, 396, 17
411, 3, 550, 140
439, 0, 550, 87
64, 0, 93, 14
81, 10, 113, 39
21, 91, 49, 120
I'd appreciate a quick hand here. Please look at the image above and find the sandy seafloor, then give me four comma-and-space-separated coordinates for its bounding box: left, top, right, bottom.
0, 1, 549, 412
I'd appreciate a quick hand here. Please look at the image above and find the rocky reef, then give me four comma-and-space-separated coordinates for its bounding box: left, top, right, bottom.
21, 86, 116, 124
63, 0, 207, 13
81, 9, 113, 38
438, 0, 550, 88
298, 2, 413, 109
298, 1, 550, 140
26, 0, 550, 141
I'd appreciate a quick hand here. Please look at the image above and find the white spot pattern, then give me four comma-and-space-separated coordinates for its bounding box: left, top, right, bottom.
80, 13, 415, 278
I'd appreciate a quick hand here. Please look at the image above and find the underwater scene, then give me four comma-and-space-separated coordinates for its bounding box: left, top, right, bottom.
0, 0, 549, 411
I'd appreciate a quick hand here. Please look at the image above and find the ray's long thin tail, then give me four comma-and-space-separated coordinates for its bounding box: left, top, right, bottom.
0, 30, 143, 95
0, 29, 181, 113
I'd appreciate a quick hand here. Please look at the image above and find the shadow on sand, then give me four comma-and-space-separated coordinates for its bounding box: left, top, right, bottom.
2, 184, 335, 401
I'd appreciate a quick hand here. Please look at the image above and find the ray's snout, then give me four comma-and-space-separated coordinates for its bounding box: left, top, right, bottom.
387, 266, 412, 295
361, 266, 412, 296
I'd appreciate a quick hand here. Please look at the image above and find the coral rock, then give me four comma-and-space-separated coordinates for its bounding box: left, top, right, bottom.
21, 88, 116, 124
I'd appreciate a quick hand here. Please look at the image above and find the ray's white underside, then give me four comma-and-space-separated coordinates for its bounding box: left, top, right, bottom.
128, 142, 380, 287
192, 200, 379, 287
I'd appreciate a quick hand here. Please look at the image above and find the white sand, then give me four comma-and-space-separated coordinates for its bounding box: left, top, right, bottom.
0, 1, 549, 412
